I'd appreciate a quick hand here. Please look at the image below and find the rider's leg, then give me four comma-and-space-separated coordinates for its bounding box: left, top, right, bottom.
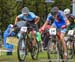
31, 31, 36, 47
31, 24, 39, 47
60, 29, 67, 61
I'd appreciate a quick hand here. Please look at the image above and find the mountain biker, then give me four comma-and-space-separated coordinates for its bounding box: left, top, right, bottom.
15, 7, 40, 47
64, 8, 75, 54
64, 8, 75, 30
41, 7, 70, 61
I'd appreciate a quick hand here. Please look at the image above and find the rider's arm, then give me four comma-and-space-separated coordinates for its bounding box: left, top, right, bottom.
61, 12, 70, 27
15, 16, 19, 24
15, 14, 23, 24
66, 19, 70, 26
42, 20, 49, 29
29, 12, 40, 24
64, 15, 70, 26
34, 16, 40, 24
42, 13, 52, 29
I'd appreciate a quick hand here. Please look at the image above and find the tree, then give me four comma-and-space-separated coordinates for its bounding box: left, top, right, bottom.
0, 0, 71, 31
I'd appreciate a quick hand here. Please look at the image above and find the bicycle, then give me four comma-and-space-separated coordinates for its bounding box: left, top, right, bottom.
14, 21, 39, 61
39, 25, 51, 50
47, 27, 67, 62
66, 29, 75, 59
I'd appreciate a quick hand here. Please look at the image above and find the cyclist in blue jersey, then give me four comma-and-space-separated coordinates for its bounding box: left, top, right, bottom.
15, 7, 40, 47
41, 7, 70, 61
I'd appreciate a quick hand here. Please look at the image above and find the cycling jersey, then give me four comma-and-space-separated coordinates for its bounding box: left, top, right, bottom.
47, 10, 68, 33
67, 14, 75, 30
18, 12, 37, 22
17, 12, 38, 31
67, 14, 75, 24
47, 10, 67, 28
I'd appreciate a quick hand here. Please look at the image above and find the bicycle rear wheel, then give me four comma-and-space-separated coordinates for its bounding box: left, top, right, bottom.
30, 41, 39, 60
57, 41, 67, 62
67, 41, 74, 59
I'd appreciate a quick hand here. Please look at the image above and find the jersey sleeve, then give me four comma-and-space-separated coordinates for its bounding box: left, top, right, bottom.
46, 13, 53, 22
63, 16, 67, 21
29, 12, 37, 19
17, 14, 24, 19
59, 11, 68, 21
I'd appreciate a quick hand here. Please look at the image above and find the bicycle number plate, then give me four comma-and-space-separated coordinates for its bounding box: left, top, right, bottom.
49, 28, 56, 35
67, 30, 74, 36
20, 27, 27, 32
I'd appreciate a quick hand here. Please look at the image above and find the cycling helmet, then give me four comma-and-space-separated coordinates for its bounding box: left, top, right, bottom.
22, 7, 29, 14
64, 8, 70, 15
51, 7, 59, 16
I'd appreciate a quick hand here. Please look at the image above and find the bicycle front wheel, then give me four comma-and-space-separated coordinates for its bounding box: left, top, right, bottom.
17, 38, 27, 61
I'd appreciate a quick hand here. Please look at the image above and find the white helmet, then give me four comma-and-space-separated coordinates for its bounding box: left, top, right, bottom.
64, 8, 70, 15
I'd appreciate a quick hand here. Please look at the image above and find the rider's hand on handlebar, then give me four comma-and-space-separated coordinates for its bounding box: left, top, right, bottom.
39, 27, 44, 34
41, 27, 45, 31
61, 25, 67, 29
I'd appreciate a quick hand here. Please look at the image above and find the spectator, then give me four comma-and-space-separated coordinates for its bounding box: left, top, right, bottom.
3, 24, 15, 55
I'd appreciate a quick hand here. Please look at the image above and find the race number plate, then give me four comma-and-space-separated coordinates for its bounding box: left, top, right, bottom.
68, 30, 74, 36
49, 28, 56, 35
20, 27, 27, 32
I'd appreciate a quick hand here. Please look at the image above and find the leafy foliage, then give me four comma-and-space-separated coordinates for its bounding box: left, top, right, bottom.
0, 0, 71, 31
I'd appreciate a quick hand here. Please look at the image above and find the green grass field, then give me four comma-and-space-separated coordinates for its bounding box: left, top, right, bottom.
0, 50, 75, 62
0, 37, 74, 62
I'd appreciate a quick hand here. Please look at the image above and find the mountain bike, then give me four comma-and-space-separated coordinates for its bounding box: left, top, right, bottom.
66, 29, 75, 59
14, 21, 39, 61
47, 28, 66, 62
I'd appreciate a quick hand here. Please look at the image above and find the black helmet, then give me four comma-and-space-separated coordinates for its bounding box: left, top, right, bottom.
22, 7, 29, 14
51, 7, 59, 16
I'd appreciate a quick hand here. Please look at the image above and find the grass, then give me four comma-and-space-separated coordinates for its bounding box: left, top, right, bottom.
0, 51, 74, 62
0, 37, 74, 62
